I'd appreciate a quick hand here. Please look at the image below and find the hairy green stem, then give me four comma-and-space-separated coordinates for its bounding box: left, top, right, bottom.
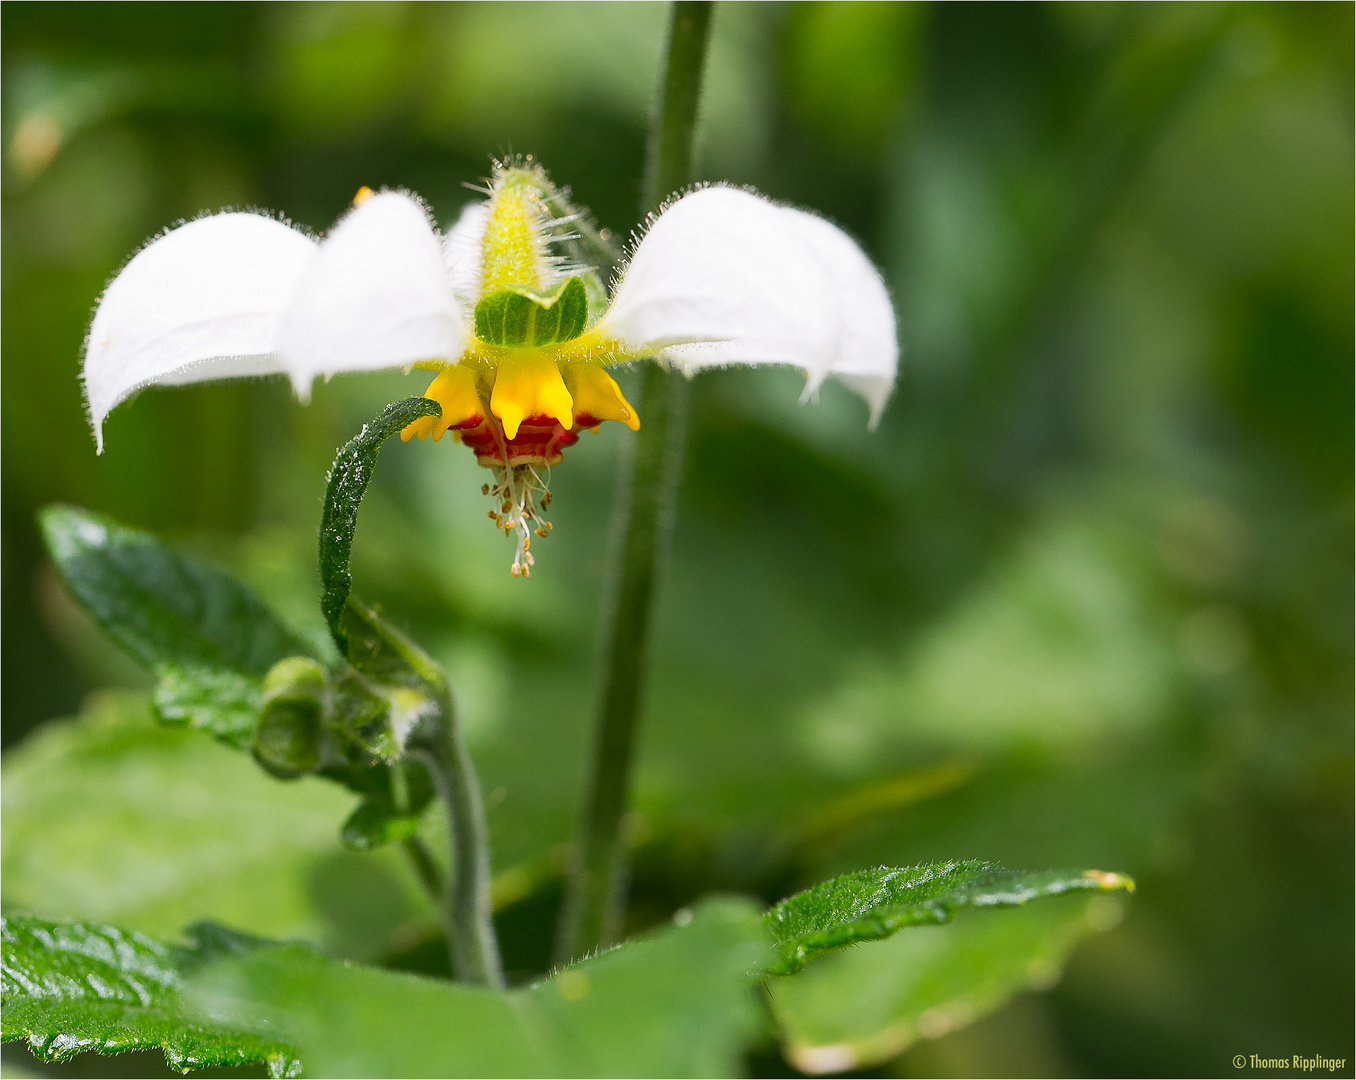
555, 0, 713, 964
412, 705, 505, 989
643, 1, 715, 217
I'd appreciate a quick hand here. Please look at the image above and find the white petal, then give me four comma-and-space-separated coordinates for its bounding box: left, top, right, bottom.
602, 186, 839, 372
278, 191, 466, 396
444, 200, 489, 311
600, 186, 898, 426
780, 208, 898, 427
83, 213, 317, 452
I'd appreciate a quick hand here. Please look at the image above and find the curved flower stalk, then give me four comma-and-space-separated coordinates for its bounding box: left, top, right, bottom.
83, 159, 898, 574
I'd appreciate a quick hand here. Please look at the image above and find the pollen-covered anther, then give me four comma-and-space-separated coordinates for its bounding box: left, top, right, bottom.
484, 461, 554, 577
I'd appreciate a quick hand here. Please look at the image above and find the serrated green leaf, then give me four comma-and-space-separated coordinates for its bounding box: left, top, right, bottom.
1, 914, 301, 1078
767, 895, 1126, 1074
41, 504, 316, 749
763, 861, 1133, 975
1, 693, 433, 957
40, 504, 443, 829
319, 397, 442, 654
190, 897, 769, 1078
41, 504, 310, 680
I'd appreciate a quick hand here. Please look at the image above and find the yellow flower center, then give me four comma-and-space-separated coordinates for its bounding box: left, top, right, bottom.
397, 160, 642, 576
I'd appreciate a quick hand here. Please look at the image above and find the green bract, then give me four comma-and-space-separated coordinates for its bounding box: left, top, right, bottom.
473, 275, 589, 347
254, 657, 329, 778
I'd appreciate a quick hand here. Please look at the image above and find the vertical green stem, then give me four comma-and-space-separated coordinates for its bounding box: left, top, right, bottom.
412, 703, 505, 989
556, 0, 714, 963
643, 1, 716, 218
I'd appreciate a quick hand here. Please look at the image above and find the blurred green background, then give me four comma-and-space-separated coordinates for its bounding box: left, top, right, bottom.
2, 2, 1351, 1077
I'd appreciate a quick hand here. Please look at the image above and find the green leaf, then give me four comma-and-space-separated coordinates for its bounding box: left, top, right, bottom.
763, 860, 1134, 975
1, 914, 301, 1078
331, 754, 437, 852
40, 504, 313, 748
341, 797, 423, 851
766, 895, 1127, 1074
319, 397, 442, 654
190, 897, 769, 1078
41, 504, 310, 679
152, 665, 263, 749
1, 693, 433, 958
41, 504, 443, 844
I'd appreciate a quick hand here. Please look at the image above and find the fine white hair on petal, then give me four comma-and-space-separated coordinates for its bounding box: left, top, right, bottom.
443, 200, 490, 314
82, 212, 318, 452
779, 207, 898, 428
279, 191, 466, 397
601, 186, 840, 377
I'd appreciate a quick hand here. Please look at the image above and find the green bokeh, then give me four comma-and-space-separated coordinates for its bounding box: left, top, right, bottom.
2, 3, 1351, 1077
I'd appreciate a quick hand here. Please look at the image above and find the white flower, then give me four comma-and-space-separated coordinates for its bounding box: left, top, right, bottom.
84, 161, 898, 573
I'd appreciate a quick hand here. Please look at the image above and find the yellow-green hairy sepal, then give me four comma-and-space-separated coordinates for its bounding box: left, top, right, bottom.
474, 275, 588, 347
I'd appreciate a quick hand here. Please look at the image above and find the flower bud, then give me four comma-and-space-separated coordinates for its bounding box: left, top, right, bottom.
253, 656, 328, 779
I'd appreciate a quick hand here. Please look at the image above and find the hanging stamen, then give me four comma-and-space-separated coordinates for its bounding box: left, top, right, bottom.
484, 462, 554, 577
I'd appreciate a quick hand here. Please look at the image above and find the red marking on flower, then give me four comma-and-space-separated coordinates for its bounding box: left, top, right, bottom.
460, 414, 581, 466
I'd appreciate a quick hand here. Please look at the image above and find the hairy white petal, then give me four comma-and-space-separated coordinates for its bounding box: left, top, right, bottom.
602, 186, 839, 373
444, 200, 489, 312
601, 187, 898, 427
83, 213, 317, 452
279, 192, 465, 396
780, 208, 898, 427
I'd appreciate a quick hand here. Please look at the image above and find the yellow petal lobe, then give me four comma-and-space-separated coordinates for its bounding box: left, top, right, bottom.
491, 353, 574, 440
402, 365, 484, 442
563, 362, 640, 431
